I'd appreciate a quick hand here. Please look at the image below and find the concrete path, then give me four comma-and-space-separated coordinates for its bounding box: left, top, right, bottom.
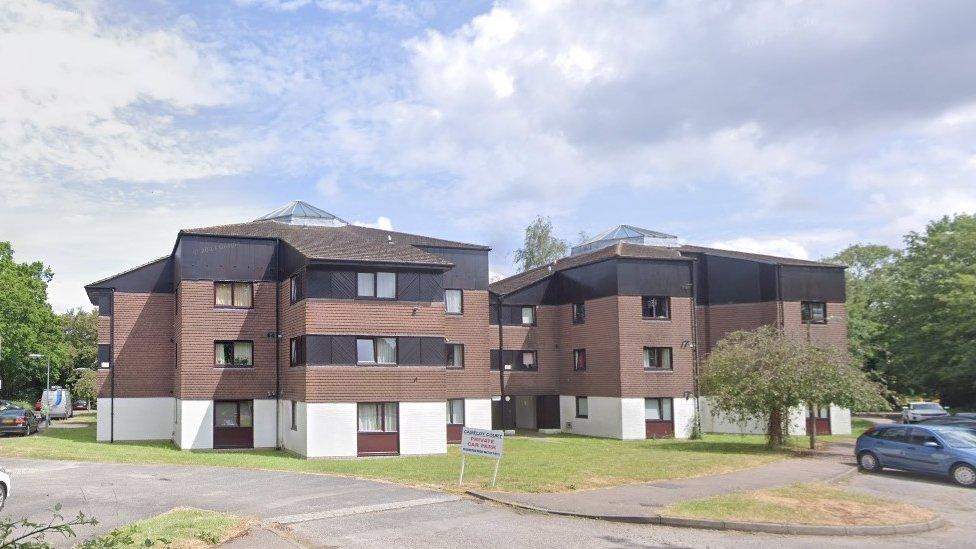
472, 448, 856, 519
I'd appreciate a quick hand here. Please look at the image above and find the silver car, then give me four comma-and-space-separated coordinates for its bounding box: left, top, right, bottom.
902, 402, 948, 423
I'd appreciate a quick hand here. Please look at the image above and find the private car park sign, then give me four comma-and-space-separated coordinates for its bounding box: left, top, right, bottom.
459, 427, 504, 486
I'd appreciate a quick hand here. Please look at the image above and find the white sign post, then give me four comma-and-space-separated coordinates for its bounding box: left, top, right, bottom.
459, 427, 505, 487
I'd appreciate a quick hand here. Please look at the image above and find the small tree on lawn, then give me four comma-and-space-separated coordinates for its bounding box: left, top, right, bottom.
701, 326, 886, 448
73, 369, 98, 409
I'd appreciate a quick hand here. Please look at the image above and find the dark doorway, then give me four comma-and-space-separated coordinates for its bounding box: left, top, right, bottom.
536, 395, 561, 430
491, 398, 516, 430
213, 400, 254, 449
806, 406, 831, 435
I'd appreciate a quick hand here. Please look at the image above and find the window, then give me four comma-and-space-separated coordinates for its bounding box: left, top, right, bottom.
358, 272, 396, 298
289, 275, 299, 304
357, 402, 398, 432
215, 341, 253, 367
521, 306, 536, 325
521, 351, 537, 371
801, 301, 827, 324
357, 337, 398, 364
643, 347, 673, 370
447, 399, 465, 424
215, 282, 253, 308
214, 401, 253, 428
575, 396, 588, 418
446, 344, 464, 369
642, 296, 670, 319
490, 350, 538, 371
573, 349, 586, 371
879, 426, 909, 442
445, 289, 463, 314
572, 302, 585, 324
645, 398, 673, 421
909, 428, 940, 446
289, 336, 305, 367
290, 401, 298, 431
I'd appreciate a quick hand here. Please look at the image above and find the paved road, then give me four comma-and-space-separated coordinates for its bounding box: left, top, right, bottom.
2, 456, 974, 548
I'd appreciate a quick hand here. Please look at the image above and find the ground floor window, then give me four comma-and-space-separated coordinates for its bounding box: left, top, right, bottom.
644, 398, 673, 421
575, 396, 588, 418
290, 400, 298, 431
357, 402, 398, 432
215, 400, 253, 427
447, 399, 465, 424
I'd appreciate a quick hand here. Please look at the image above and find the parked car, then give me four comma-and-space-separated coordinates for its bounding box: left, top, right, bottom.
0, 408, 40, 436
901, 402, 948, 423
856, 424, 976, 487
954, 413, 976, 420
73, 399, 89, 411
919, 416, 976, 428
36, 387, 73, 420
0, 468, 9, 510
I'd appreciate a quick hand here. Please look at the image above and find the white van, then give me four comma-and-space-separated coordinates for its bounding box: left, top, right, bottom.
40, 387, 73, 420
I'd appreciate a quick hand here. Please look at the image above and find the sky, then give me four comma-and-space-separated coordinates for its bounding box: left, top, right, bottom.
3, 0, 976, 312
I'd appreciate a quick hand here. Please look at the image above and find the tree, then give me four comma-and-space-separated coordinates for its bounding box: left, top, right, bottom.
0, 242, 68, 400
702, 326, 886, 447
73, 369, 99, 408
513, 216, 568, 272
61, 308, 98, 371
823, 244, 899, 374
877, 214, 976, 406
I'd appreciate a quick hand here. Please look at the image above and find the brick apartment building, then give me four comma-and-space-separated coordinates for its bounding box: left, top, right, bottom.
85, 203, 850, 457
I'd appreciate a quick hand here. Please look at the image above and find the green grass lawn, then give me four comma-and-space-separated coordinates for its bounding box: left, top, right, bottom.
663, 482, 935, 526
88, 508, 249, 548
0, 412, 803, 493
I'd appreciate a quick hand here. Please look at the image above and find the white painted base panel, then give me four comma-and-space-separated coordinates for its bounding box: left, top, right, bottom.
464, 398, 492, 429
97, 398, 174, 442
400, 401, 447, 455
175, 400, 213, 449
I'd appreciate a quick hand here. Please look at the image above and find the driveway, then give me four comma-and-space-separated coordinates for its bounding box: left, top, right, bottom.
2, 456, 975, 548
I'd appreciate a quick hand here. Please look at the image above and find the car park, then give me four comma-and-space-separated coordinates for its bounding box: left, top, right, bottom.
901, 402, 948, 423
0, 408, 40, 436
0, 468, 8, 510
856, 424, 976, 487
919, 416, 976, 428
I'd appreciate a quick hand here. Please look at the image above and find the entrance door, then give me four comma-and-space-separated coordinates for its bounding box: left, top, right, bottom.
536, 395, 561, 430
491, 398, 516, 430
645, 397, 674, 438
447, 399, 464, 443
213, 400, 253, 449
806, 406, 831, 435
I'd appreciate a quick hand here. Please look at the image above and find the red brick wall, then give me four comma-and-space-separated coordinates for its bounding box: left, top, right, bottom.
304, 299, 445, 336
97, 293, 174, 398
174, 280, 277, 400
618, 296, 695, 398
490, 305, 561, 396
698, 301, 780, 354
554, 296, 621, 398
445, 290, 492, 398
782, 301, 848, 349
279, 282, 306, 402
304, 366, 446, 403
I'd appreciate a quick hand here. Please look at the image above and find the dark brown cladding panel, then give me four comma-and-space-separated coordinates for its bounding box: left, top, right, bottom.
175, 234, 277, 282
96, 292, 175, 398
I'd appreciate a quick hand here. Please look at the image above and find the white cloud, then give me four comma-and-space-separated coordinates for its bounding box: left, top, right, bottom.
710, 238, 811, 260
353, 216, 394, 230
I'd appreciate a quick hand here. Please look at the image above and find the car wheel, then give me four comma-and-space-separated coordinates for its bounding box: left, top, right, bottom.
951, 464, 976, 487
858, 451, 882, 472
0, 484, 6, 510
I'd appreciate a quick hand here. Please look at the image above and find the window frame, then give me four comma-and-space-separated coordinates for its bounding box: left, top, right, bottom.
575, 396, 588, 419
644, 397, 673, 422
445, 289, 463, 315
214, 340, 254, 368
289, 336, 306, 367
447, 399, 465, 425
521, 306, 536, 326
214, 281, 254, 309
643, 346, 673, 371
446, 343, 464, 369
801, 301, 828, 324
356, 336, 399, 366
490, 350, 539, 371
290, 400, 298, 431
357, 271, 397, 300
289, 275, 299, 304
357, 402, 399, 433
641, 296, 671, 320
572, 302, 585, 324
214, 400, 253, 428
573, 348, 587, 371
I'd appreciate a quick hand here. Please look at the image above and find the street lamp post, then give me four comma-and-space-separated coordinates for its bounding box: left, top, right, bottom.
29, 353, 51, 428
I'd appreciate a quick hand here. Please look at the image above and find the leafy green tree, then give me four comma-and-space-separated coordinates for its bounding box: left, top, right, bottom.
0, 241, 68, 400
702, 326, 886, 447
72, 369, 99, 408
513, 216, 568, 272
823, 244, 899, 374
61, 308, 98, 371
877, 214, 976, 406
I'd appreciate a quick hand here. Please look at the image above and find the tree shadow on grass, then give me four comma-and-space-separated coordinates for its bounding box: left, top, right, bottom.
645, 438, 795, 456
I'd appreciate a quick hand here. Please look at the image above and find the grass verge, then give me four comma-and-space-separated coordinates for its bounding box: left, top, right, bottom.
663, 482, 935, 526
0, 413, 797, 493
90, 508, 250, 548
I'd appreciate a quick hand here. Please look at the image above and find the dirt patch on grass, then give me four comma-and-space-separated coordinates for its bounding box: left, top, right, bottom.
665, 482, 936, 526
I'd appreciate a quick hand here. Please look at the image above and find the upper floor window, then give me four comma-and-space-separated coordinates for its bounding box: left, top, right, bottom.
572, 302, 585, 324
289, 275, 299, 304
215, 341, 253, 367
801, 301, 827, 324
446, 343, 464, 369
642, 296, 670, 320
575, 396, 588, 418
491, 350, 538, 371
357, 272, 396, 299
573, 349, 586, 371
445, 289, 463, 314
521, 306, 536, 326
643, 347, 673, 370
215, 282, 252, 308
357, 337, 397, 365
290, 336, 305, 367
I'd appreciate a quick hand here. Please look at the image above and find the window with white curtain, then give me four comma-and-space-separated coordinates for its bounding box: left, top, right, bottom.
445, 289, 462, 314
447, 399, 465, 424
359, 402, 398, 432
446, 344, 464, 368
576, 396, 588, 418
357, 272, 375, 297
215, 341, 253, 367
643, 347, 673, 370
376, 337, 397, 363
215, 282, 253, 308
521, 306, 535, 325
377, 272, 396, 298
645, 398, 673, 421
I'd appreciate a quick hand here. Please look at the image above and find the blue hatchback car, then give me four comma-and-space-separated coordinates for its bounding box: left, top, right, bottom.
856, 424, 976, 487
